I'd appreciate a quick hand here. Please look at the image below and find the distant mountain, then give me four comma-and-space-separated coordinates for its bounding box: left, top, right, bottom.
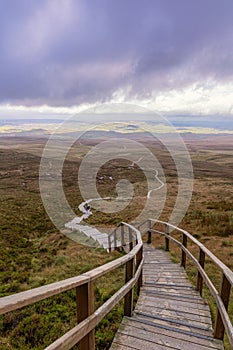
0, 128, 50, 137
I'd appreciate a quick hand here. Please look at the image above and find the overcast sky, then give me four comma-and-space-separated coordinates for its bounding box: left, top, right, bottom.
0, 0, 233, 118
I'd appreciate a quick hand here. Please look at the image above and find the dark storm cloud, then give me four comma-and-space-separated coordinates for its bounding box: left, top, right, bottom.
0, 0, 233, 106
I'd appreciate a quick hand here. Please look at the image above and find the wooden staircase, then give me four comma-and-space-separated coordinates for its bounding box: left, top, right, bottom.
110, 244, 224, 350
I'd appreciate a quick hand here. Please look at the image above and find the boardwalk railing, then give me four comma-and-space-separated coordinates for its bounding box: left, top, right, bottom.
0, 222, 143, 350
108, 222, 139, 252
138, 219, 233, 348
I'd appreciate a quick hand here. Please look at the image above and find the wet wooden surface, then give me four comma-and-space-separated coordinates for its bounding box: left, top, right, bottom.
110, 244, 224, 350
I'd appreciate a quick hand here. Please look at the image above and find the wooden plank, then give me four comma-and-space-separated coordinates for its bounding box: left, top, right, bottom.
142, 285, 203, 298
135, 304, 212, 326
144, 278, 192, 286
144, 279, 193, 286
136, 297, 211, 316
134, 307, 212, 329
143, 283, 195, 291
143, 272, 187, 277
128, 317, 219, 344
139, 290, 210, 306
110, 344, 137, 350
112, 333, 173, 350
119, 318, 223, 349
112, 332, 215, 350
143, 272, 188, 278
133, 312, 214, 338
143, 282, 194, 289
116, 321, 223, 350
143, 271, 190, 278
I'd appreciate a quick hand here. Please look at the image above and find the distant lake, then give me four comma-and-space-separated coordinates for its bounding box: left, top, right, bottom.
167, 116, 233, 130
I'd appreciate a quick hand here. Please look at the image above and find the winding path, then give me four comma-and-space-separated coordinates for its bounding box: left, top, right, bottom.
129, 156, 165, 198
65, 197, 114, 250
65, 167, 165, 249
147, 169, 165, 199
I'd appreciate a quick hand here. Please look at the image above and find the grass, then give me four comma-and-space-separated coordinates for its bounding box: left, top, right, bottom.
0, 135, 233, 349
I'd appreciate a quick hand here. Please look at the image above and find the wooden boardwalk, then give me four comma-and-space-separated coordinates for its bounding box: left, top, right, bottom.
110, 244, 224, 350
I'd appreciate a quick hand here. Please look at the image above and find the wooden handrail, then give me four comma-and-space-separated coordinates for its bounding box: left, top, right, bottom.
0, 222, 143, 350
45, 259, 144, 350
0, 246, 139, 315
108, 221, 142, 252
149, 219, 233, 283
145, 218, 233, 348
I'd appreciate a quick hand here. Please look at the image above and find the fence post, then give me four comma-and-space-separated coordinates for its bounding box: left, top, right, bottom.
108, 234, 111, 252
181, 233, 187, 268
121, 223, 125, 248
76, 281, 95, 350
147, 219, 152, 244
165, 224, 170, 251
129, 227, 133, 251
136, 245, 143, 295
114, 228, 117, 250
124, 257, 134, 316
196, 249, 205, 296
214, 273, 231, 340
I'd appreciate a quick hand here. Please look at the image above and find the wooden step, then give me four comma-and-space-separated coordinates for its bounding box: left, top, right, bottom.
111, 317, 223, 350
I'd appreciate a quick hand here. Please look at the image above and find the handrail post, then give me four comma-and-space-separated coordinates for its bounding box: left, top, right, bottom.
108, 234, 111, 252
181, 233, 187, 268
129, 227, 133, 251
76, 281, 95, 350
165, 224, 170, 251
121, 223, 125, 248
136, 245, 143, 295
214, 273, 231, 340
147, 219, 152, 243
114, 228, 117, 250
197, 249, 205, 296
124, 257, 134, 316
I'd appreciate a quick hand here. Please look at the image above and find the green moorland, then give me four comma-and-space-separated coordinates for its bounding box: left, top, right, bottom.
0, 134, 232, 349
